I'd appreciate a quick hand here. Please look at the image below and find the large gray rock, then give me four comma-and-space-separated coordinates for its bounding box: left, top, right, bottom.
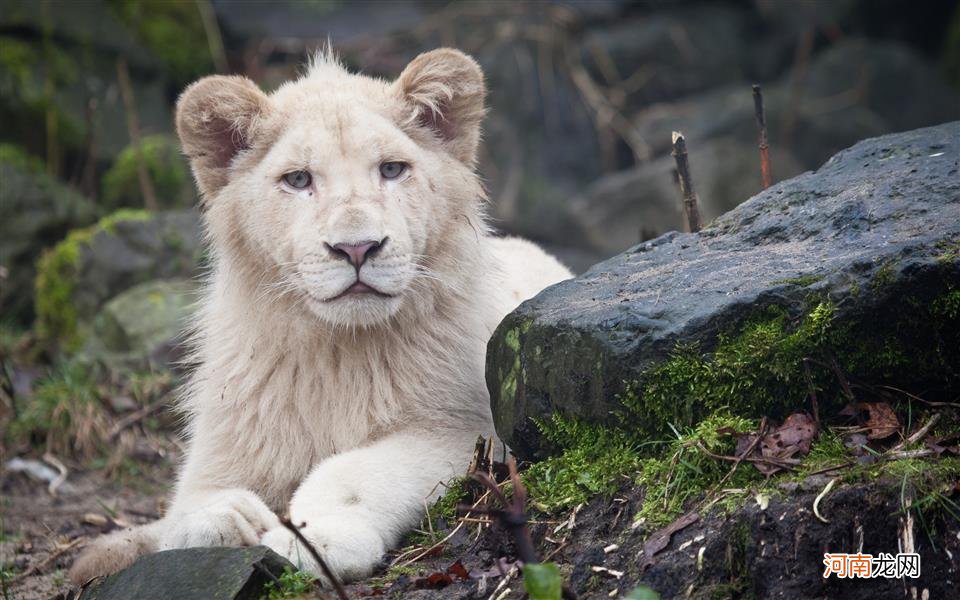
488, 122, 960, 459
34, 210, 203, 350
0, 158, 98, 323
89, 279, 196, 370
77, 546, 294, 600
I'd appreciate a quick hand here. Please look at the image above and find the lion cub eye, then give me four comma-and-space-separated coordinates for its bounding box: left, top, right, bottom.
282, 170, 312, 189
379, 161, 408, 180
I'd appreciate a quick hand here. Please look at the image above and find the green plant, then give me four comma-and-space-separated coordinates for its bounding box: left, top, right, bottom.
101, 134, 193, 210
6, 358, 107, 459
261, 567, 317, 599
523, 562, 563, 600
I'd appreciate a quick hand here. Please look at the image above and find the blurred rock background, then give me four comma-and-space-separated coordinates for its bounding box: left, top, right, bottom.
1, 0, 958, 450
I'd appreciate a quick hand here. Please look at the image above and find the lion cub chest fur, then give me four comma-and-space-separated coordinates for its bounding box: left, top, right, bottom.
69, 48, 571, 585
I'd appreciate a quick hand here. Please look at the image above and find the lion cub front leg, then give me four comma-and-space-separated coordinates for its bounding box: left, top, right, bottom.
261, 430, 475, 582
160, 488, 281, 550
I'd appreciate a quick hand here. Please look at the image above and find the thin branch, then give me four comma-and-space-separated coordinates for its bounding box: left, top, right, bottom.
671, 132, 702, 233
116, 58, 158, 211
279, 517, 348, 600
10, 537, 85, 584
752, 84, 771, 189
108, 399, 167, 441
890, 413, 941, 453
195, 0, 228, 73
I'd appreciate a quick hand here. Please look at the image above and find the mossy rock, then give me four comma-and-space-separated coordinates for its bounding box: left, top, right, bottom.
88, 278, 196, 370
0, 156, 98, 324
102, 134, 195, 210
34, 209, 203, 351
488, 121, 960, 459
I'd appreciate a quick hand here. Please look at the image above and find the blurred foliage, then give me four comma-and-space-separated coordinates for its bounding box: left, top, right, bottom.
102, 134, 193, 210
0, 142, 45, 174
105, 0, 213, 86
6, 358, 107, 459
0, 32, 83, 160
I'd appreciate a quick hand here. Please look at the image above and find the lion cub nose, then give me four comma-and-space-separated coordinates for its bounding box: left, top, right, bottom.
327, 238, 385, 269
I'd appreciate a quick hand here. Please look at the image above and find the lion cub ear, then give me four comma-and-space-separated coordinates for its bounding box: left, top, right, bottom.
175, 75, 270, 198
393, 48, 486, 165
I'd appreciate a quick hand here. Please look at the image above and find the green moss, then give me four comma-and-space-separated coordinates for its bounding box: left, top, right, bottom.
102, 134, 192, 210
632, 415, 760, 528
932, 289, 960, 320
634, 302, 834, 434
525, 414, 640, 512
34, 209, 151, 349
771, 274, 823, 287
871, 259, 898, 291
935, 238, 960, 264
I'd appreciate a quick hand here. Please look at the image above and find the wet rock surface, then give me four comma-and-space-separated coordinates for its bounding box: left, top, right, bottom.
76, 546, 293, 600
489, 121, 960, 459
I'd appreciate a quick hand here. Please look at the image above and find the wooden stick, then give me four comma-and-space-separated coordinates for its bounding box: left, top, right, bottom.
108, 399, 167, 441
671, 132, 702, 233
752, 84, 771, 189
10, 537, 85, 584
279, 517, 348, 600
116, 58, 158, 211
195, 0, 228, 73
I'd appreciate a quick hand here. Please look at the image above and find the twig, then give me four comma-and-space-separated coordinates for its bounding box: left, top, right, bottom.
802, 359, 820, 428
714, 417, 768, 490
195, 0, 228, 73
890, 413, 941, 453
392, 489, 492, 568
885, 449, 936, 461
108, 399, 167, 441
813, 477, 838, 523
806, 462, 853, 477
116, 57, 158, 211
671, 132, 702, 233
279, 517, 348, 600
470, 459, 538, 565
752, 84, 771, 189
877, 385, 960, 409
10, 537, 85, 584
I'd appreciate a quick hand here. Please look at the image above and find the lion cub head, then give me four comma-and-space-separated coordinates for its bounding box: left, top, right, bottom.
176, 49, 486, 327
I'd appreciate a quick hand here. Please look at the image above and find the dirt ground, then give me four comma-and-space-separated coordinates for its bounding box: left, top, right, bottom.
4, 454, 958, 599
2, 457, 174, 600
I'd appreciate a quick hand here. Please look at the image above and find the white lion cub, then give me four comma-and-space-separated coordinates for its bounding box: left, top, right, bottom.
69, 48, 571, 584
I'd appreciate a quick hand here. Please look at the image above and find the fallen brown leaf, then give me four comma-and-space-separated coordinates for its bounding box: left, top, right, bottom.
641, 511, 699, 569
860, 402, 900, 440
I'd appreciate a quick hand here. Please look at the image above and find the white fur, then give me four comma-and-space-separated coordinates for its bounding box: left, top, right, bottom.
70, 48, 571, 585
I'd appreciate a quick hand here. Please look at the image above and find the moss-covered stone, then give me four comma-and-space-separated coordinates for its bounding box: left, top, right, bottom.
34, 209, 202, 351
489, 122, 960, 460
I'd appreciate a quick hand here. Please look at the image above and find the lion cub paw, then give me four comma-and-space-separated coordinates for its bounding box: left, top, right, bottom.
160, 489, 280, 549
260, 515, 385, 583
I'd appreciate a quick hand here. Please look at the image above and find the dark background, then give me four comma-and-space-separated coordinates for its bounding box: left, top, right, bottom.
2, 0, 959, 321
